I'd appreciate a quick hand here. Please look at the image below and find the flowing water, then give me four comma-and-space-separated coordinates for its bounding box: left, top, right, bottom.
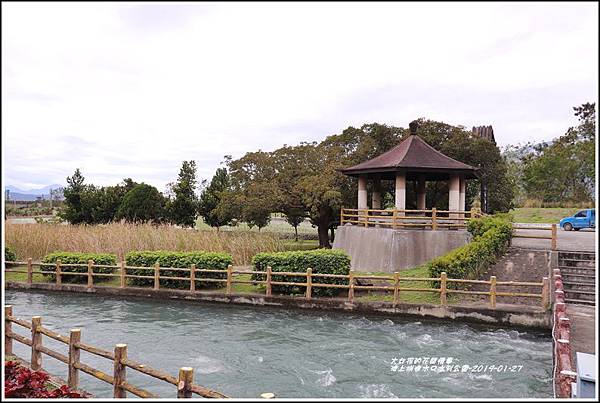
5, 290, 553, 398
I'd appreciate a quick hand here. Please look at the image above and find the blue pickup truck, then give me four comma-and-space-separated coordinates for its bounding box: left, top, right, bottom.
559, 209, 595, 231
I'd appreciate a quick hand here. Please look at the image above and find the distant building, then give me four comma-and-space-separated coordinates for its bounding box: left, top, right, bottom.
472, 125, 495, 144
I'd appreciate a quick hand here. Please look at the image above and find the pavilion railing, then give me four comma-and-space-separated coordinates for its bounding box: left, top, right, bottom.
339, 208, 484, 230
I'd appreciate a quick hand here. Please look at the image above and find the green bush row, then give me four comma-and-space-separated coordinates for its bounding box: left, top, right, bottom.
41, 252, 117, 283
125, 251, 232, 289
5, 246, 16, 262
251, 249, 351, 297
426, 216, 513, 288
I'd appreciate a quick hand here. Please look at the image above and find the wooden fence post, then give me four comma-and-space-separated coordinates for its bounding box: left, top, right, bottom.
363, 210, 368, 227
440, 272, 447, 306
120, 261, 126, 288
551, 224, 557, 251
393, 272, 399, 306
541, 276, 549, 310
190, 264, 196, 292
68, 329, 81, 390
87, 260, 94, 288
56, 259, 62, 285
260, 392, 276, 399
431, 208, 437, 230
266, 266, 272, 297
490, 276, 497, 309
226, 265, 233, 295
31, 316, 42, 370
177, 367, 194, 398
306, 268, 312, 300
27, 258, 33, 284
154, 262, 160, 290
5, 306, 12, 355
348, 270, 355, 302
113, 344, 127, 398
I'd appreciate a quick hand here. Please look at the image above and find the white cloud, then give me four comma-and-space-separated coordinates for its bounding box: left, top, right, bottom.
2, 2, 598, 190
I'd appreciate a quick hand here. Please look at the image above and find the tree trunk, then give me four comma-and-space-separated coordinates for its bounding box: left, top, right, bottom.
294, 226, 298, 242
329, 227, 335, 243
317, 206, 332, 248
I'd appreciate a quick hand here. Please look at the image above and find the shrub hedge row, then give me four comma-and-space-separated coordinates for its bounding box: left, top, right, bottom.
426, 216, 513, 288
41, 252, 117, 283
5, 246, 16, 262
125, 251, 232, 289
251, 249, 351, 297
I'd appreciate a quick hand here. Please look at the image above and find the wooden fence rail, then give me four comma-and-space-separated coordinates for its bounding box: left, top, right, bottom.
339, 208, 483, 229
4, 305, 228, 399
5, 259, 550, 310
511, 224, 557, 251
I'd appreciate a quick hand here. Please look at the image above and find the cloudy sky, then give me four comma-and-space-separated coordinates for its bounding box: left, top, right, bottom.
2, 2, 598, 192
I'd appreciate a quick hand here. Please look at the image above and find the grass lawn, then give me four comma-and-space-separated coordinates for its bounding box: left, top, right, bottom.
510, 207, 582, 224
195, 215, 318, 236
281, 240, 320, 251
355, 265, 465, 305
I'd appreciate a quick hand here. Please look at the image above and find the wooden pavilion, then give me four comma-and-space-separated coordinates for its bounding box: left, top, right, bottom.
340, 122, 479, 216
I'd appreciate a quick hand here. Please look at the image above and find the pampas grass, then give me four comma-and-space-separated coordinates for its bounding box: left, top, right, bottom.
4, 222, 284, 265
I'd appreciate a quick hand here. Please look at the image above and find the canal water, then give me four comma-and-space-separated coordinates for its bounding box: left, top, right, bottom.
5, 290, 553, 398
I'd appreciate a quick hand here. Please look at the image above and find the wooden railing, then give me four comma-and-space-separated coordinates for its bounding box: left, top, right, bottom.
511, 224, 557, 251
5, 260, 550, 310
4, 305, 228, 399
340, 208, 484, 229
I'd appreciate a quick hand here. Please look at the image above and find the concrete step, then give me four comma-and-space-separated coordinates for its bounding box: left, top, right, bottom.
559, 267, 596, 275
559, 251, 596, 256
564, 290, 596, 302
558, 257, 596, 263
565, 298, 596, 306
562, 274, 596, 282
563, 282, 596, 292
558, 260, 595, 266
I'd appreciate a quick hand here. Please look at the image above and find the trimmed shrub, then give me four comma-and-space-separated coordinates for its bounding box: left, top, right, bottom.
251, 249, 351, 297
426, 216, 513, 288
5, 246, 17, 262
125, 251, 232, 289
41, 252, 117, 283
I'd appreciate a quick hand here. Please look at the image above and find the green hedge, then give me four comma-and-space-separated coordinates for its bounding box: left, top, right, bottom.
5, 246, 16, 262
41, 252, 117, 283
125, 251, 232, 289
251, 249, 351, 297
427, 216, 513, 288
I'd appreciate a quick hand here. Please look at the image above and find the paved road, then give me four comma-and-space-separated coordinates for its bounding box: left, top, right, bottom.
512, 227, 596, 252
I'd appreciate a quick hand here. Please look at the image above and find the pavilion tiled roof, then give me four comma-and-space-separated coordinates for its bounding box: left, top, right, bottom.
340, 135, 478, 178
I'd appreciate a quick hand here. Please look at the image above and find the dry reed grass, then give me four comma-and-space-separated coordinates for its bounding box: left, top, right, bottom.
4, 222, 285, 265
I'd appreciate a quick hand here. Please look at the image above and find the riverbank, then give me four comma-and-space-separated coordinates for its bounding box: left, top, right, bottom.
6, 281, 551, 329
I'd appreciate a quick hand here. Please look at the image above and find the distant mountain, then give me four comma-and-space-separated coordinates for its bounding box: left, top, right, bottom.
5, 184, 64, 201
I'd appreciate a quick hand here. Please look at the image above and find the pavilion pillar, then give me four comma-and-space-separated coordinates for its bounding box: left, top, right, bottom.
372, 175, 381, 210
448, 174, 460, 218
417, 174, 426, 210
395, 172, 406, 214
459, 176, 466, 217
358, 175, 367, 210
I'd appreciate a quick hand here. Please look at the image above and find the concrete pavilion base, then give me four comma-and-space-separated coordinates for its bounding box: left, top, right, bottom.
332, 225, 471, 272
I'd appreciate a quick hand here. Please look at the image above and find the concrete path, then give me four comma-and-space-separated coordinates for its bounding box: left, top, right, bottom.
567, 304, 596, 361
512, 228, 596, 252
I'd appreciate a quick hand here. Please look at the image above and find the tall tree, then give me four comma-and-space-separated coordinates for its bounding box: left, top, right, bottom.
521, 103, 596, 203
59, 169, 88, 224
167, 161, 199, 227
198, 168, 235, 229
116, 183, 166, 223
